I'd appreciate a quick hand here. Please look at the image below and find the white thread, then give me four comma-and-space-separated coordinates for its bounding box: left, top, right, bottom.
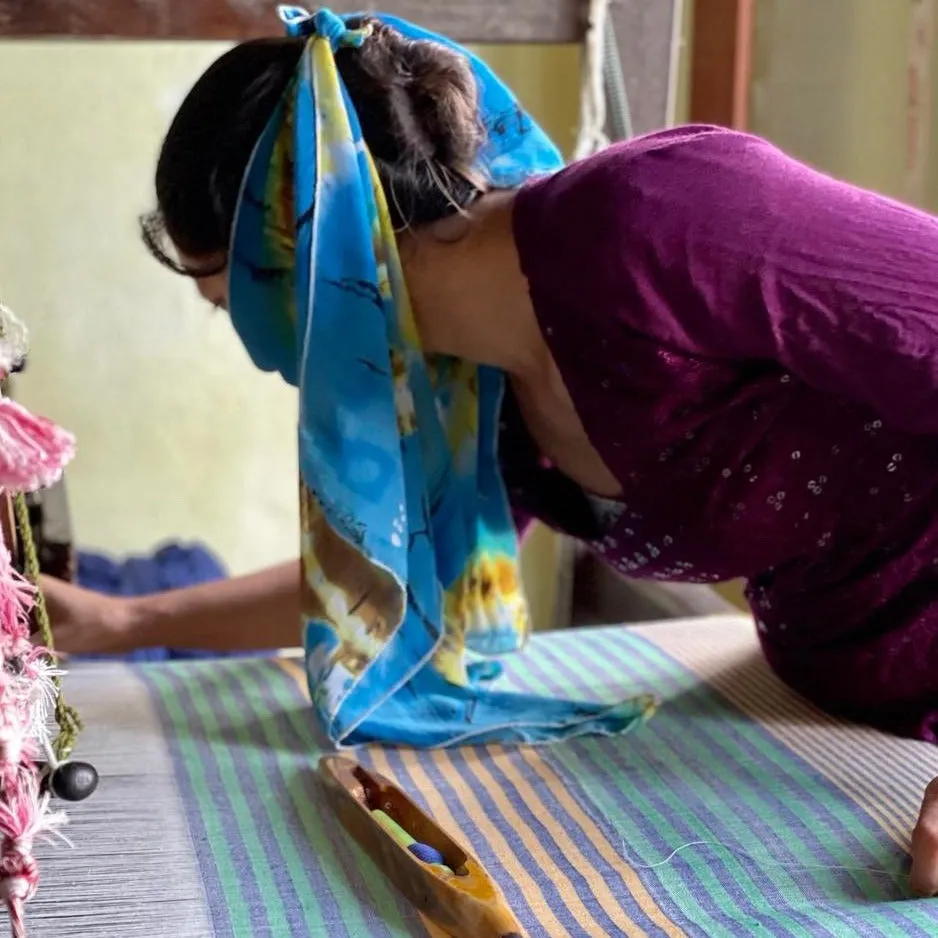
563, 776, 909, 882
625, 838, 908, 880
573, 0, 612, 160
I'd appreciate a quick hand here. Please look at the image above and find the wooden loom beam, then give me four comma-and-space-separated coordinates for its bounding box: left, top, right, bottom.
689, 0, 754, 129
0, 0, 586, 44
0, 0, 680, 137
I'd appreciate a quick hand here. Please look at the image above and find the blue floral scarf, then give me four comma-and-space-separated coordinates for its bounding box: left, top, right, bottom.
228, 6, 654, 747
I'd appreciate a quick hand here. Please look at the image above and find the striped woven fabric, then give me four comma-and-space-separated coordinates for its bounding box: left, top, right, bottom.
28, 615, 938, 937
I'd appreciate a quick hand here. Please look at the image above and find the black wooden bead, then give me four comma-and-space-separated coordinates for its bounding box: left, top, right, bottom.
49, 761, 99, 802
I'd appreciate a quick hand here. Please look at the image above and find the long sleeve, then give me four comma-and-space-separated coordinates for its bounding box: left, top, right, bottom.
515, 125, 938, 436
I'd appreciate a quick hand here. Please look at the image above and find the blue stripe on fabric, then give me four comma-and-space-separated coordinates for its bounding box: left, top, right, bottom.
200, 664, 319, 938
139, 668, 236, 938
597, 634, 932, 938
448, 745, 651, 937
458, 745, 675, 937
247, 662, 424, 937
513, 651, 814, 938
522, 628, 930, 938
379, 746, 565, 937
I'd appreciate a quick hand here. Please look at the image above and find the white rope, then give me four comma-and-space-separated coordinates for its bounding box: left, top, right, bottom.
573, 0, 612, 160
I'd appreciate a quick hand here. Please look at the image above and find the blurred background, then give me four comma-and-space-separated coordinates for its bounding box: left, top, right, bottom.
0, 0, 934, 635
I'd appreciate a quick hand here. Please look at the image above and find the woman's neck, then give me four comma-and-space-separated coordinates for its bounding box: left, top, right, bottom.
400, 191, 548, 381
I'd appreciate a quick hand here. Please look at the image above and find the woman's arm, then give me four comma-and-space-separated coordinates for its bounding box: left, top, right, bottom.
41, 560, 301, 655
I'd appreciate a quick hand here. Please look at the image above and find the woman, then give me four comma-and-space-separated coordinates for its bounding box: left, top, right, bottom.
39, 13, 938, 891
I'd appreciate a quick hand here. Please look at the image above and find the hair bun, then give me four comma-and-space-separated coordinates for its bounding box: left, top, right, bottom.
397, 39, 483, 167
339, 17, 484, 171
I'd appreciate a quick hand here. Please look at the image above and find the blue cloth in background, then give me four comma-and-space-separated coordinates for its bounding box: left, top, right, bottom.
75, 543, 260, 661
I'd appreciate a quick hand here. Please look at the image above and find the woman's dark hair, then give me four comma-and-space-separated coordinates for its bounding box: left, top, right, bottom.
142, 16, 486, 276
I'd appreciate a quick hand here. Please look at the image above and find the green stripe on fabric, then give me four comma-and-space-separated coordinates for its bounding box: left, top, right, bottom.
614, 636, 938, 935
539, 635, 922, 936
514, 651, 778, 936
557, 741, 754, 937
206, 661, 330, 931
146, 667, 255, 935
179, 662, 292, 934
611, 635, 902, 862
256, 661, 415, 932
594, 641, 892, 894
238, 667, 412, 936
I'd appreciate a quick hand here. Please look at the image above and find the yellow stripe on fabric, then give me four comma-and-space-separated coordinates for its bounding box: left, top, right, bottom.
453, 748, 639, 938
278, 656, 661, 934
512, 746, 686, 938
635, 618, 938, 852
275, 660, 452, 938
276, 656, 307, 690
366, 749, 492, 938
387, 747, 573, 937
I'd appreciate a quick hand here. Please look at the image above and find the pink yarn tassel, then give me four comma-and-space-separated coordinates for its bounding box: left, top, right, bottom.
0, 775, 46, 938
0, 306, 75, 938
0, 547, 33, 644
0, 399, 74, 494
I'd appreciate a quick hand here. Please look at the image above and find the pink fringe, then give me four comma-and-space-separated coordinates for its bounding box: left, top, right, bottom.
0, 313, 73, 936
0, 400, 74, 494
0, 764, 44, 936
0, 550, 34, 646
0, 490, 58, 937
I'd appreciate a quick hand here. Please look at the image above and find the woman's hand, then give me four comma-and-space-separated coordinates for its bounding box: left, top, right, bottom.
38, 575, 134, 656
911, 778, 938, 896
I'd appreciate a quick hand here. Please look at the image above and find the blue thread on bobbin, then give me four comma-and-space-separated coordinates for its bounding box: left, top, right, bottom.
277, 5, 371, 48
408, 842, 446, 866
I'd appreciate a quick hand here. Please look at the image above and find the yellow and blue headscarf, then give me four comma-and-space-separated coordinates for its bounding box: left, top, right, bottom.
229, 6, 654, 747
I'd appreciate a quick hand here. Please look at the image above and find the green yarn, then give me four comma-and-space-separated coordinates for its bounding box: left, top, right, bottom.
371, 809, 415, 850
13, 493, 82, 761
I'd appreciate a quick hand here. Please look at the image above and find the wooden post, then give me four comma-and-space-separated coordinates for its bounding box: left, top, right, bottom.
689, 0, 754, 129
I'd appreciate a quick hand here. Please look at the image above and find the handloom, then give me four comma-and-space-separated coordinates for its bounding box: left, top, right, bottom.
25, 614, 938, 937
0, 302, 94, 937
228, 6, 655, 748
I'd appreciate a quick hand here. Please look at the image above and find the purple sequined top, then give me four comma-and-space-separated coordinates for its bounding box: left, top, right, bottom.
504, 125, 938, 741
